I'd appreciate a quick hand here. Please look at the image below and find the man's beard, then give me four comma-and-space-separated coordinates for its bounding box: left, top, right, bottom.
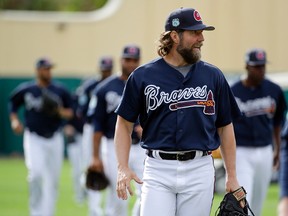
122, 67, 134, 78
176, 43, 201, 64
39, 75, 51, 85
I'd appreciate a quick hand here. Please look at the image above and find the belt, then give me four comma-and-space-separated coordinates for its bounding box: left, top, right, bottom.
146, 149, 211, 161
29, 129, 55, 139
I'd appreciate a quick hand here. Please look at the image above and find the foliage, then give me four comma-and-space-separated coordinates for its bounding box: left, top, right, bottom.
0, 0, 107, 11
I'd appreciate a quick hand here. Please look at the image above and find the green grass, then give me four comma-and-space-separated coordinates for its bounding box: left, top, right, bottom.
0, 157, 279, 216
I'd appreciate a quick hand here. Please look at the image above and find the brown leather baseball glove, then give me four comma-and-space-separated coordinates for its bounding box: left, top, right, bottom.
85, 168, 109, 191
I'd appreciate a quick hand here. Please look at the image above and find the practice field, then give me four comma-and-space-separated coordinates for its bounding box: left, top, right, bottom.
0, 157, 279, 216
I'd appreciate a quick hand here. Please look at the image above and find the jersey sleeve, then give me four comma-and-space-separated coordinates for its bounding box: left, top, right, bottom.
115, 71, 142, 123
61, 87, 73, 109
91, 89, 107, 132
75, 79, 97, 118
8, 83, 27, 113
215, 76, 241, 128
273, 87, 287, 127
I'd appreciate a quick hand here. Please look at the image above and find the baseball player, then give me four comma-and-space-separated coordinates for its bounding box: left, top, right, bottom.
231, 48, 287, 216
8, 58, 73, 216
114, 7, 242, 216
64, 92, 86, 204
88, 44, 145, 216
77, 56, 113, 215
278, 114, 288, 216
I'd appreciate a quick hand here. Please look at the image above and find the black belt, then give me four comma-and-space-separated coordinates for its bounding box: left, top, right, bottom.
29, 129, 55, 139
146, 149, 211, 161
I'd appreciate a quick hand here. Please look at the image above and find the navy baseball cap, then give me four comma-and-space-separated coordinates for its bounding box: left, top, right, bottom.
165, 8, 215, 32
122, 45, 140, 59
36, 58, 54, 69
99, 56, 113, 71
245, 48, 267, 66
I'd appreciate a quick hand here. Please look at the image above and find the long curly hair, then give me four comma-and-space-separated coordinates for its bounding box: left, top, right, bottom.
157, 32, 173, 57
157, 30, 183, 57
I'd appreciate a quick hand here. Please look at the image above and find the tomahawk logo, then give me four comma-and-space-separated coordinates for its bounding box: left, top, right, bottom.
144, 85, 215, 115
169, 90, 215, 115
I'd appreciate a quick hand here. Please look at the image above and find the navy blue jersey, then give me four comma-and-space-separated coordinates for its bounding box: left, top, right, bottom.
9, 81, 73, 138
116, 58, 241, 151
88, 75, 140, 141
88, 75, 125, 138
231, 79, 287, 147
67, 93, 85, 133
76, 78, 101, 122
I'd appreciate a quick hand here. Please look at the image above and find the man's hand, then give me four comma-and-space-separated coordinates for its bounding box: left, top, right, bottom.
116, 166, 143, 200
11, 118, 23, 135
89, 157, 104, 172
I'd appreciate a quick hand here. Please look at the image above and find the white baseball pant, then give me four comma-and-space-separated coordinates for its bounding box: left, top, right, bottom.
81, 123, 103, 216
236, 145, 273, 216
23, 129, 64, 216
140, 154, 214, 216
67, 132, 86, 203
129, 143, 146, 216
102, 137, 128, 216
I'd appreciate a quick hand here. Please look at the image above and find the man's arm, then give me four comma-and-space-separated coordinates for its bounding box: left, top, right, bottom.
9, 112, 23, 135
58, 107, 73, 120
114, 115, 143, 200
89, 131, 104, 172
218, 123, 240, 192
273, 125, 282, 169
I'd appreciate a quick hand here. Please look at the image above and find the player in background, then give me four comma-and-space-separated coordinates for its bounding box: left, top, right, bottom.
88, 44, 145, 216
8, 58, 73, 216
63, 91, 86, 204
77, 56, 113, 215
231, 48, 287, 216
278, 114, 288, 216
114, 7, 242, 216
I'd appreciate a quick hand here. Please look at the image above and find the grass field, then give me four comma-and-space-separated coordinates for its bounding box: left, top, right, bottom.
0, 157, 279, 216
